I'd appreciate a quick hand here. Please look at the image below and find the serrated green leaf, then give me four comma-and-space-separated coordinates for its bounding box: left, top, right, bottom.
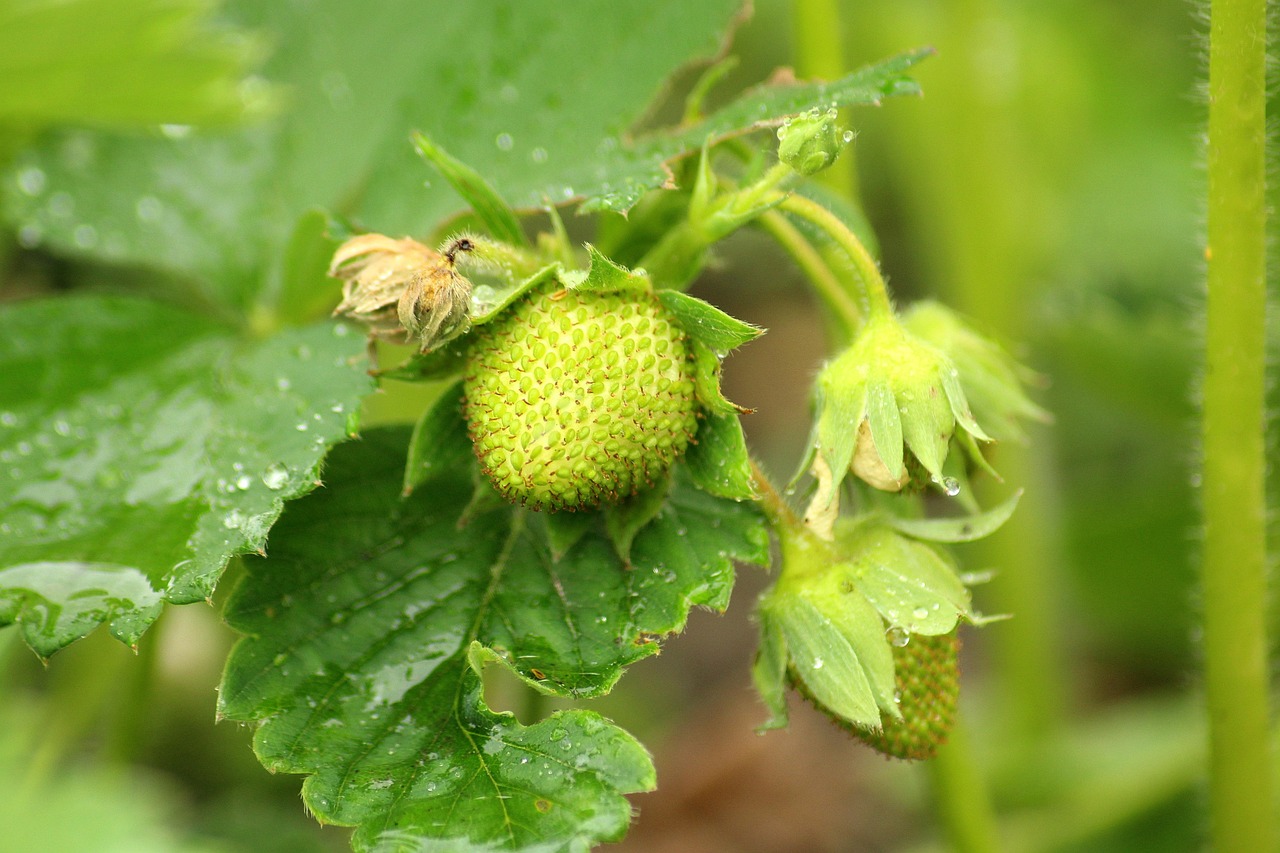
561, 244, 650, 294
578, 48, 932, 213
3, 0, 745, 309
219, 428, 766, 849
885, 490, 1022, 543
403, 381, 470, 495
684, 412, 756, 501
0, 0, 275, 128
657, 289, 763, 354
412, 131, 527, 247
0, 295, 371, 655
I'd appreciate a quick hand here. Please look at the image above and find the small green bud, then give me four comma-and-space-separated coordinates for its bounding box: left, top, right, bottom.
777, 108, 849, 177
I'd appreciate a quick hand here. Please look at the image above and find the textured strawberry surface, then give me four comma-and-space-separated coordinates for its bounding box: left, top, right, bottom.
464, 285, 698, 511
858, 631, 959, 761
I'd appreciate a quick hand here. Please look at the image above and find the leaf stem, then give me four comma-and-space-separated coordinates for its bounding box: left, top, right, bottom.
1202, 0, 1273, 848
749, 458, 802, 534
755, 209, 861, 342
775, 192, 894, 319
927, 718, 1001, 853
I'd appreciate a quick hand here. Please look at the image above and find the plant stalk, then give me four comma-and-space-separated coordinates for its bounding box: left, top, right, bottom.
1202, 0, 1272, 849
927, 719, 1001, 853
776, 192, 894, 318
756, 209, 861, 342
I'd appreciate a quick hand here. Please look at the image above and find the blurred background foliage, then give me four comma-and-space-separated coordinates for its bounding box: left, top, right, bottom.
0, 0, 1226, 851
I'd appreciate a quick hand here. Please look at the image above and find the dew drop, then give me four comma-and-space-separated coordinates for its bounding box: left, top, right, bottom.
912, 607, 929, 620
495, 132, 514, 151
160, 124, 193, 139
887, 626, 911, 647
275, 376, 291, 391
17, 225, 43, 248
0, 411, 17, 427
72, 224, 97, 248
941, 477, 961, 497
235, 474, 252, 490
812, 657, 824, 670
842, 130, 855, 143
262, 463, 289, 490
530, 147, 548, 164
16, 166, 45, 196
136, 196, 163, 223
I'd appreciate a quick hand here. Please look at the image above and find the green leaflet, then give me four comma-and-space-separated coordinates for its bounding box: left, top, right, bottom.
219, 427, 767, 850
0, 295, 371, 656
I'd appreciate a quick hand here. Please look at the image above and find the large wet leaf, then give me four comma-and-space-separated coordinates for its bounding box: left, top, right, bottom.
218, 427, 767, 850
0, 0, 272, 128
1, 0, 743, 308
0, 294, 371, 656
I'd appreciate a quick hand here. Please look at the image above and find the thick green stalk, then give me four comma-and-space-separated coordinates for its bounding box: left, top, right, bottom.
791, 0, 856, 196
927, 720, 1000, 853
1202, 0, 1272, 849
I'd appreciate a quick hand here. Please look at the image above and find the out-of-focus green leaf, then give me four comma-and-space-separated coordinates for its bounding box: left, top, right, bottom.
2, 0, 745, 308
412, 131, 527, 247
0, 701, 228, 853
0, 294, 371, 656
0, 0, 274, 128
218, 427, 767, 850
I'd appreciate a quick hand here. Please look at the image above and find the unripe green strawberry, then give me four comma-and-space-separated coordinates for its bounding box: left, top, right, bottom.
858, 631, 959, 761
463, 284, 699, 512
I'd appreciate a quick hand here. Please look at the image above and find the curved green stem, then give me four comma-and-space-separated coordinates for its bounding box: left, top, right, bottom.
776, 192, 894, 319
927, 719, 1001, 853
755, 209, 861, 342
1202, 0, 1273, 849
750, 458, 803, 535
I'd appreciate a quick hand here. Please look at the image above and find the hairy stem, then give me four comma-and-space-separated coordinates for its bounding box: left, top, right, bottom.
776, 192, 894, 318
928, 719, 1001, 853
1202, 0, 1272, 849
756, 209, 861, 342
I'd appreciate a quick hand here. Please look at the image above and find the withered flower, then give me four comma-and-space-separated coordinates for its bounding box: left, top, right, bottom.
328, 234, 474, 352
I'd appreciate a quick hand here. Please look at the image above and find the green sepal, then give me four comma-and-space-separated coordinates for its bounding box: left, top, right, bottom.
412, 131, 527, 247
403, 381, 470, 495
540, 511, 597, 562
688, 143, 717, 223
377, 342, 469, 383
814, 376, 868, 485
685, 412, 756, 501
604, 475, 671, 565
561, 244, 651, 294
864, 378, 905, 482
836, 519, 973, 636
658, 289, 763, 354
884, 490, 1022, 544
760, 571, 900, 729
691, 339, 746, 415
752, 612, 790, 731
470, 263, 562, 325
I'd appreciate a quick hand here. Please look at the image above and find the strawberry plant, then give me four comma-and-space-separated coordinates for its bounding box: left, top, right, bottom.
2, 1, 1264, 851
